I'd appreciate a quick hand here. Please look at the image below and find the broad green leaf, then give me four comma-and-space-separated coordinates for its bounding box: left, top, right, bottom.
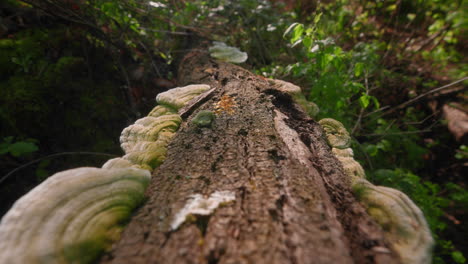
364, 144, 379, 156
9, 141, 38, 157
371, 96, 380, 109
452, 251, 466, 264
359, 94, 371, 109
313, 13, 322, 24
291, 24, 304, 43
354, 62, 364, 77
303, 36, 312, 49
283, 23, 300, 38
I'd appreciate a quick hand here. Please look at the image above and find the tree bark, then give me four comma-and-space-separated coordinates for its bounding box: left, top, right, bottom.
100, 50, 400, 264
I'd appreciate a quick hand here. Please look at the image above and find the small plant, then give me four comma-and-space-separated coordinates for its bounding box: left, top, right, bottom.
0, 137, 38, 157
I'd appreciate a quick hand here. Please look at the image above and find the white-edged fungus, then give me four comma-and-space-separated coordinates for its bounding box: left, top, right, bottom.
209, 41, 248, 64
0, 167, 150, 264
156, 84, 211, 110
318, 118, 351, 149
354, 179, 434, 264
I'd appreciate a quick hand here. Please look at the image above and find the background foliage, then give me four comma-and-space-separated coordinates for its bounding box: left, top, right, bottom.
0, 0, 466, 263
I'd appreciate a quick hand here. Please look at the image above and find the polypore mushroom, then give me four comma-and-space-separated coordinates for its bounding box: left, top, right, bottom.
156, 84, 211, 110
120, 114, 181, 153
148, 105, 176, 118
0, 167, 150, 264
318, 118, 351, 149
119, 115, 181, 170
209, 41, 248, 64
353, 179, 434, 264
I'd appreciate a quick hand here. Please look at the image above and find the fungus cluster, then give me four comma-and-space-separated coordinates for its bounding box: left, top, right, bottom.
0, 84, 212, 263
318, 118, 434, 264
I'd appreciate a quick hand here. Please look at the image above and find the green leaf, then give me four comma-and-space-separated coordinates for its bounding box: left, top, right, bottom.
364, 144, 379, 156
354, 62, 364, 77
291, 23, 304, 43
371, 96, 380, 109
313, 13, 322, 24
283, 22, 300, 38
452, 251, 466, 264
303, 36, 312, 49
359, 94, 371, 108
9, 141, 38, 157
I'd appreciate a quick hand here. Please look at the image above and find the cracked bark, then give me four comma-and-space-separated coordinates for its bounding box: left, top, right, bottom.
100, 50, 401, 264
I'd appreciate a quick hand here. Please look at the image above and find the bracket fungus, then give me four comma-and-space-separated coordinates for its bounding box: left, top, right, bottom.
156, 84, 211, 110
318, 118, 351, 149
208, 41, 248, 64
353, 179, 435, 264
148, 105, 176, 118
0, 167, 150, 264
319, 118, 434, 264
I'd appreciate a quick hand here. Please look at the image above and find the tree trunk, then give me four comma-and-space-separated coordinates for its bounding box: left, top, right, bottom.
99, 50, 400, 264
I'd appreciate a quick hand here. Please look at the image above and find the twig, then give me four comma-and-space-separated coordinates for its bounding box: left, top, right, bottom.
138, 40, 162, 77
351, 72, 369, 135
117, 59, 135, 111
363, 129, 432, 137
139, 28, 193, 35
363, 105, 390, 118
382, 77, 468, 116
0, 152, 118, 185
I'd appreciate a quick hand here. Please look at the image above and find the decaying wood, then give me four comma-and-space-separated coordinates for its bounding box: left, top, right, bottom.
100, 51, 400, 264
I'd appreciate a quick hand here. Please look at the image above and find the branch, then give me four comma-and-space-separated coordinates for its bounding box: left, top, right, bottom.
382, 77, 468, 116
0, 152, 118, 185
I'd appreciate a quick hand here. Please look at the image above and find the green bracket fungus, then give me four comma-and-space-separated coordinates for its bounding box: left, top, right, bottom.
191, 110, 215, 127
120, 115, 181, 170
318, 118, 351, 149
0, 167, 150, 264
148, 105, 176, 118
319, 117, 434, 264
156, 84, 211, 110
120, 115, 181, 153
354, 179, 434, 264
208, 41, 248, 64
